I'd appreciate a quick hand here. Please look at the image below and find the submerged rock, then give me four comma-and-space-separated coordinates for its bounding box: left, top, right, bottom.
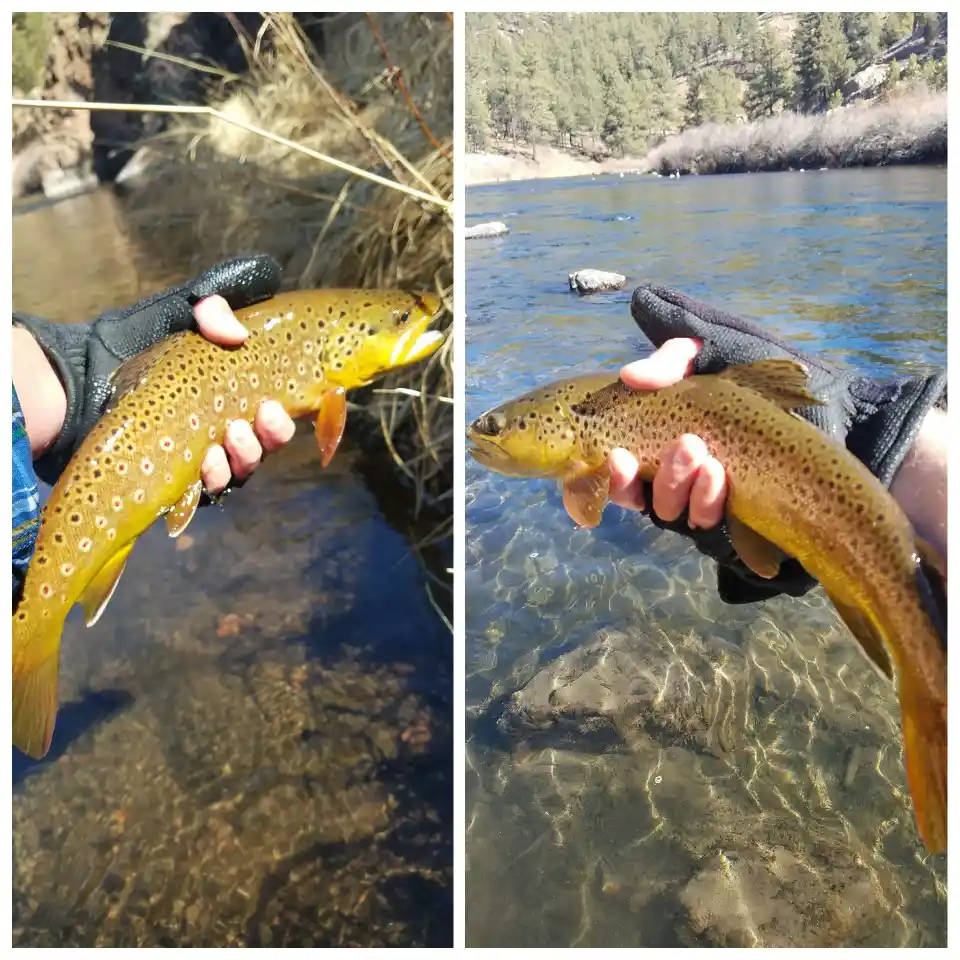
679, 843, 901, 947
568, 269, 626, 294
466, 221, 509, 239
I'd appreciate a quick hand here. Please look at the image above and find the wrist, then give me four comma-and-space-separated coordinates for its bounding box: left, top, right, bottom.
12, 326, 67, 459
889, 408, 947, 565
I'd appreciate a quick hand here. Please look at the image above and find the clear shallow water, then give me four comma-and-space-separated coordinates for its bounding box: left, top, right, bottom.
13, 190, 452, 947
465, 167, 947, 947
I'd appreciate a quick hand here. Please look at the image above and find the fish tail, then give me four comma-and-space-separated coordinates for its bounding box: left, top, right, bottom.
900, 674, 947, 854
12, 646, 60, 760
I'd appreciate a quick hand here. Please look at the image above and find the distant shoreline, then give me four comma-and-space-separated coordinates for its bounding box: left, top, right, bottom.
467, 90, 947, 187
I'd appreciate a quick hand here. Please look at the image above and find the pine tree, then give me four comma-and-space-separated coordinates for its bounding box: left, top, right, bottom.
687, 67, 742, 125
817, 13, 855, 104
843, 13, 882, 67
792, 13, 822, 111
745, 23, 793, 119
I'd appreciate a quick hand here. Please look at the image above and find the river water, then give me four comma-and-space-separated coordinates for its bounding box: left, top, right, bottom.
12, 189, 452, 947
465, 167, 947, 947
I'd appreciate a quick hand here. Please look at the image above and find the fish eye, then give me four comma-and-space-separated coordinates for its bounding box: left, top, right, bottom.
397, 310, 411, 326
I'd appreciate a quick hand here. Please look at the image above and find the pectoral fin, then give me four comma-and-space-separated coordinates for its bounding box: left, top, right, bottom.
79, 541, 136, 628
562, 464, 610, 529
165, 480, 203, 537
717, 359, 824, 410
315, 386, 347, 468
726, 512, 787, 579
900, 672, 948, 854
825, 590, 894, 682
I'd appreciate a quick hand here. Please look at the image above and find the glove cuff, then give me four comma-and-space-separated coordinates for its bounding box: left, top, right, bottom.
13, 314, 88, 485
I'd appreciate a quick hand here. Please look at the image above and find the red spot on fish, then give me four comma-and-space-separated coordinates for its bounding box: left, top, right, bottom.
78, 538, 93, 552
41, 585, 53, 598
214, 396, 224, 413
134, 489, 146, 503
160, 437, 175, 451
189, 414, 200, 430
117, 462, 128, 475
95, 516, 108, 528
112, 497, 123, 511
61, 563, 75, 576
141, 457, 154, 475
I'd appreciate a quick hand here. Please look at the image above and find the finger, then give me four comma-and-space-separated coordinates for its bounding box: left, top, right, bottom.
620, 337, 702, 391
652, 434, 709, 522
687, 456, 727, 530
194, 295, 249, 346
608, 447, 646, 512
222, 419, 263, 480
254, 400, 296, 453
201, 444, 232, 495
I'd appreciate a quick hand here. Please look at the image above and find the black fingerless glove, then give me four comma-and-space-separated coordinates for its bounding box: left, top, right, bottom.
630, 284, 947, 606
14, 254, 282, 486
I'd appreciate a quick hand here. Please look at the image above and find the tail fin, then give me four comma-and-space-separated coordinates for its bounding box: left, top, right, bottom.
12, 651, 59, 759
900, 677, 947, 854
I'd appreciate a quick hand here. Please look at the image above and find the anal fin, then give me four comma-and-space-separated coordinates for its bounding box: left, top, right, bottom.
825, 590, 894, 682
165, 480, 203, 537
80, 540, 136, 628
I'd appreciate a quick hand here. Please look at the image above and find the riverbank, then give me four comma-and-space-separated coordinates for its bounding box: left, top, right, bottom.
645, 88, 947, 176
467, 89, 947, 186
465, 144, 645, 186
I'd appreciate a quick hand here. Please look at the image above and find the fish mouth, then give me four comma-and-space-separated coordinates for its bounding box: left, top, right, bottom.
389, 296, 447, 367
467, 430, 545, 478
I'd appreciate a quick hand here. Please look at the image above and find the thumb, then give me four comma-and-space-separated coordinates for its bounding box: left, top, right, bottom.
620, 337, 701, 390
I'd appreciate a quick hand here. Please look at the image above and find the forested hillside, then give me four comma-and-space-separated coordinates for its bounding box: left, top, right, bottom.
465, 12, 947, 158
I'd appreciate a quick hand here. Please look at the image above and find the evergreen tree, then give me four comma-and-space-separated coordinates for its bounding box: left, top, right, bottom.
687, 67, 742, 125
745, 24, 793, 119
843, 13, 882, 67
792, 13, 822, 111
817, 13, 855, 103
464, 71, 491, 151
880, 13, 914, 49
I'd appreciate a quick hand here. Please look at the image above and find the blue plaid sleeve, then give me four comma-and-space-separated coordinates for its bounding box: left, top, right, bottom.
13, 385, 41, 594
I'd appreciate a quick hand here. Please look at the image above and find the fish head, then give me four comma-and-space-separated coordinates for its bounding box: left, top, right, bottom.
467, 373, 619, 478
330, 291, 446, 387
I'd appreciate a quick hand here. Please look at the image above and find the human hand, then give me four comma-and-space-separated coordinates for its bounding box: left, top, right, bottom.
13, 253, 288, 488
608, 337, 727, 529
606, 334, 818, 606
190, 295, 296, 496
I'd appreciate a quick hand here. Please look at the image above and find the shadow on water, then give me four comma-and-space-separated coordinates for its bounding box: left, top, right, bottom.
13, 189, 451, 948
465, 166, 947, 949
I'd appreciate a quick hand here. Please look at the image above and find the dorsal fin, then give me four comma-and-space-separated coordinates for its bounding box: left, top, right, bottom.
716, 359, 824, 410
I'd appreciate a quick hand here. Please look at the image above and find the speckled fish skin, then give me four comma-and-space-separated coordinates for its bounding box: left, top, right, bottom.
467, 360, 947, 855
13, 288, 445, 760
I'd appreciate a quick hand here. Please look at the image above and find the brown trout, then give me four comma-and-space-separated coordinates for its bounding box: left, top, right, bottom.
14, 289, 446, 759
467, 360, 947, 854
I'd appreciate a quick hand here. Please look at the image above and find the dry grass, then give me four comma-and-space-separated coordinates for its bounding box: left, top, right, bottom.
117, 13, 453, 604
644, 87, 947, 176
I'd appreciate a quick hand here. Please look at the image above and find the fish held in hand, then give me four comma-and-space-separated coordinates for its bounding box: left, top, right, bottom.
467, 359, 947, 854
13, 289, 445, 760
